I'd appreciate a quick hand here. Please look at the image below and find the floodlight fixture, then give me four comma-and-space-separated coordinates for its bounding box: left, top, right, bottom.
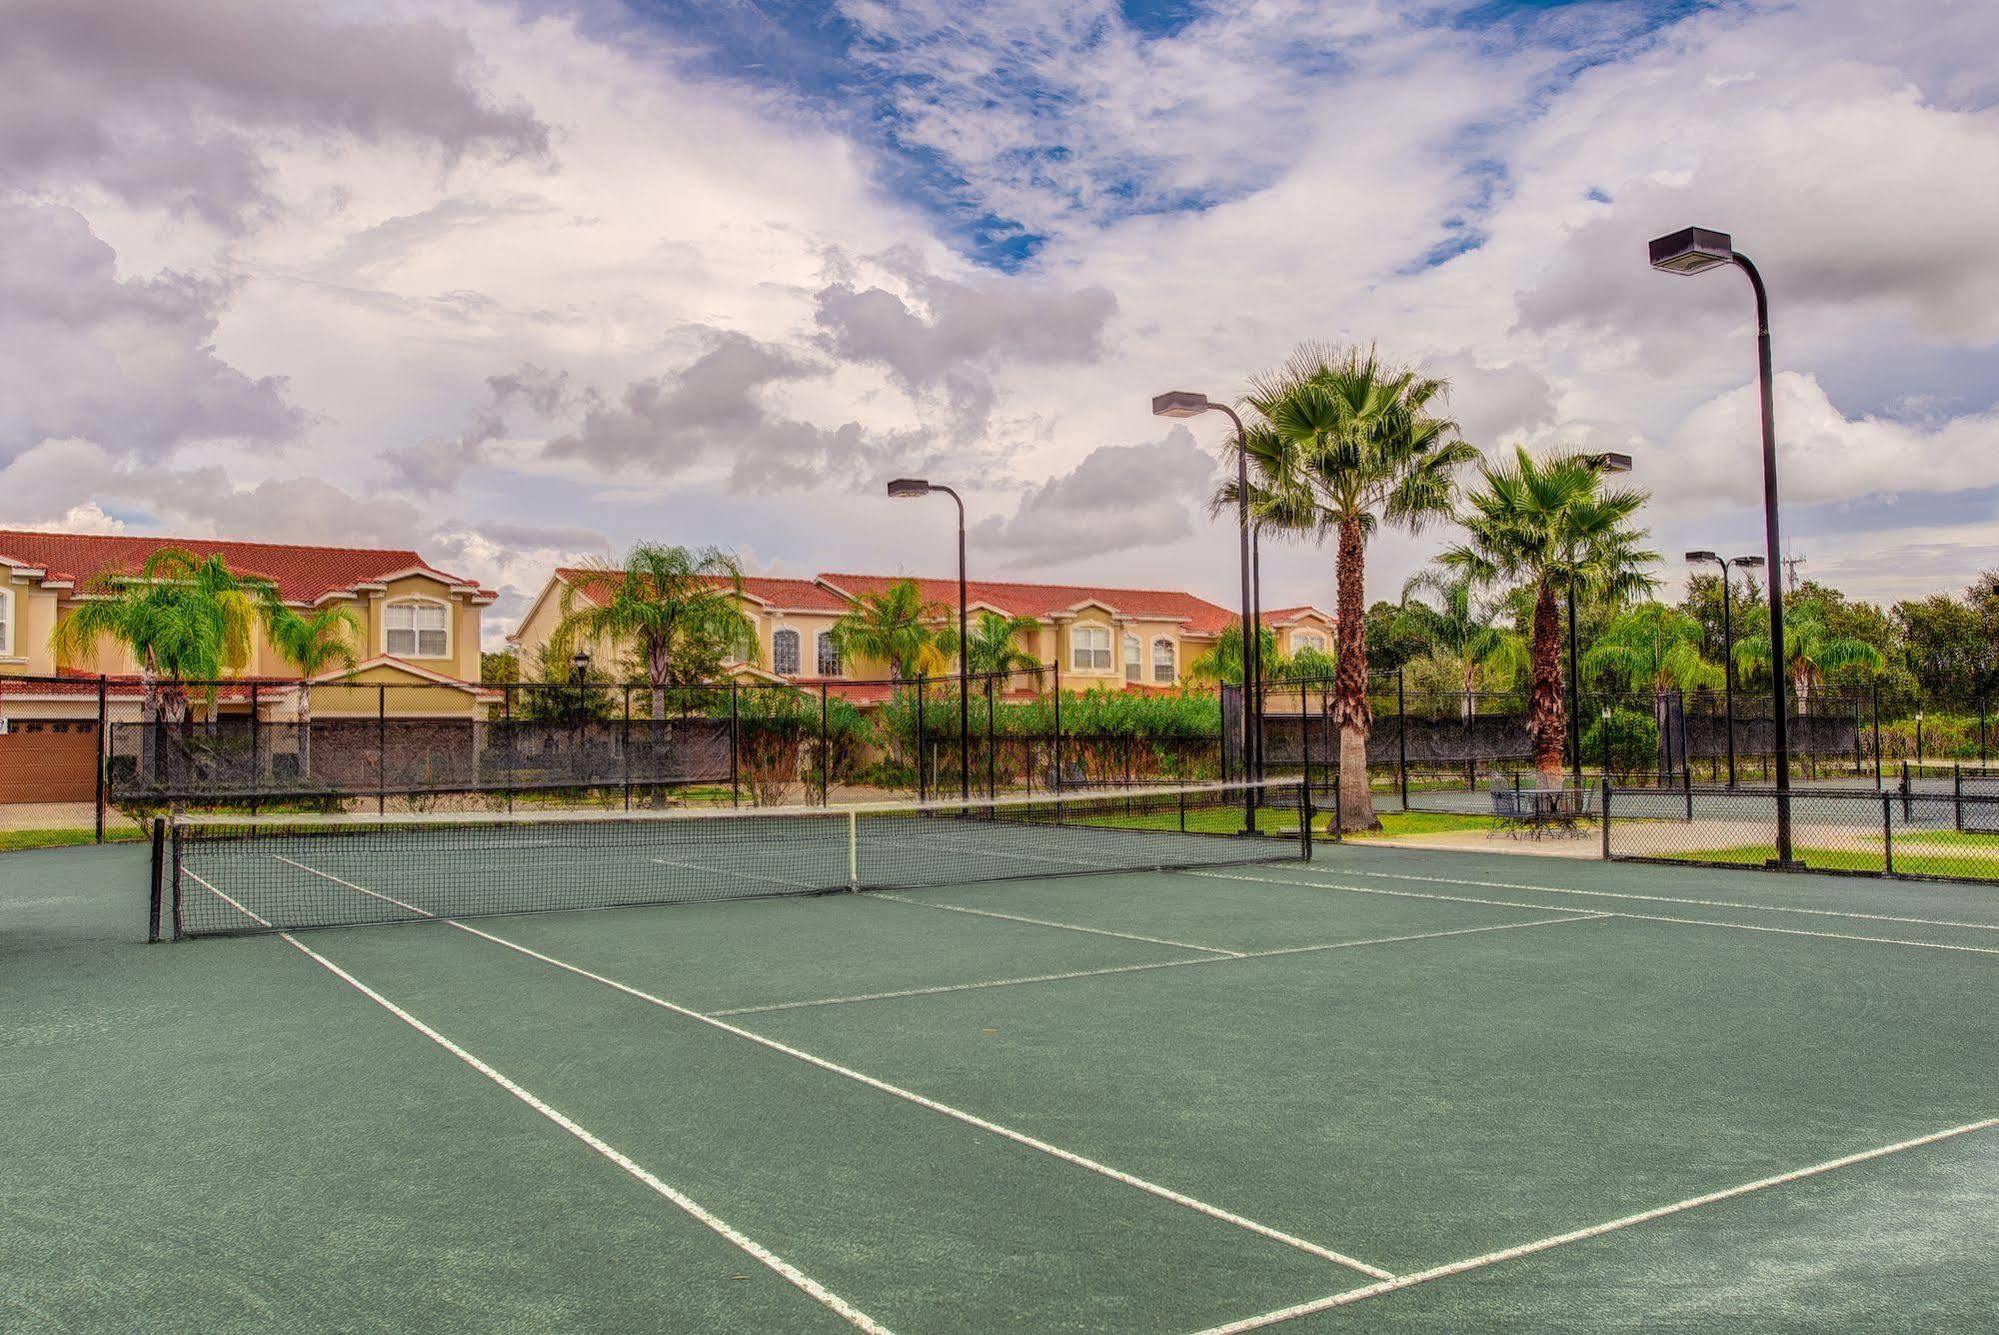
886, 478, 931, 498
1648, 227, 1735, 275
1151, 391, 1213, 419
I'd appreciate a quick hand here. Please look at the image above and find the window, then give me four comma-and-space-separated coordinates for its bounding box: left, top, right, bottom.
772, 628, 800, 675
385, 598, 449, 658
1152, 638, 1176, 684
1123, 633, 1141, 682
1293, 631, 1327, 654
816, 631, 842, 677
0, 588, 10, 656
1071, 625, 1112, 672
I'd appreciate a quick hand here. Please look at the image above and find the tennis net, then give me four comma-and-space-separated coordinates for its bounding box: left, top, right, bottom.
158, 779, 1311, 938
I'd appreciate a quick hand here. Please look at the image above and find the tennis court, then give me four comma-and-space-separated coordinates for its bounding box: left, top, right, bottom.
6, 780, 1997, 1332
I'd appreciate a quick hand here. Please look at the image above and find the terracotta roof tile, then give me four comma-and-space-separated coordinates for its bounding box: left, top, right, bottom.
0, 529, 493, 603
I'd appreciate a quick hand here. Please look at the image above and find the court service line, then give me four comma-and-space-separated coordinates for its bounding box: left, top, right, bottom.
182, 869, 893, 1335
710, 913, 1610, 1016
267, 855, 1395, 1281
869, 891, 1244, 956
1189, 1114, 1999, 1334
1188, 870, 1999, 958
1308, 864, 1999, 934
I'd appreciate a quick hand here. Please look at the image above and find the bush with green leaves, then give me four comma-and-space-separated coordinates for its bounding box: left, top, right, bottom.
1582, 707, 1659, 774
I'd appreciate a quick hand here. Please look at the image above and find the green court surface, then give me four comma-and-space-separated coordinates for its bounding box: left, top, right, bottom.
5, 839, 1997, 1332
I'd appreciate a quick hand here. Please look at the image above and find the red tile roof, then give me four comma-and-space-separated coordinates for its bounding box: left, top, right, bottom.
816, 573, 1245, 636
1260, 606, 1332, 625
0, 530, 494, 604
554, 569, 850, 614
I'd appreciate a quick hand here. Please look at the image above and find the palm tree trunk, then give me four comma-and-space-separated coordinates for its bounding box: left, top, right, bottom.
1330, 517, 1376, 832
1528, 581, 1566, 779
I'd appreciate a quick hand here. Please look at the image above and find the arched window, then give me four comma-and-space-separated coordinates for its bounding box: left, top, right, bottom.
816, 631, 842, 677
772, 628, 800, 676
1123, 633, 1141, 682
385, 597, 449, 658
0, 587, 11, 657
1071, 625, 1111, 672
1152, 638, 1176, 684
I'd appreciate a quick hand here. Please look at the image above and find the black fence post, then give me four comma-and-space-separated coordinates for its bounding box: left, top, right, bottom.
819, 683, 829, 806
1682, 759, 1693, 822
1396, 668, 1409, 809
621, 684, 632, 811
1299, 682, 1312, 799
1872, 679, 1882, 789
915, 676, 927, 803
728, 682, 740, 808
147, 816, 165, 942
1981, 694, 1990, 767
502, 682, 515, 814
1052, 658, 1063, 791
1882, 792, 1895, 877
985, 674, 997, 799
1955, 764, 1965, 834
1901, 760, 1912, 824
376, 684, 387, 816
94, 675, 108, 843
1600, 777, 1612, 858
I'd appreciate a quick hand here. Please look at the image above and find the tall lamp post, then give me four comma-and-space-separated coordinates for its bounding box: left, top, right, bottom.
887, 479, 970, 802
1569, 452, 1634, 788
1650, 227, 1796, 865
1153, 390, 1257, 833
1685, 551, 1765, 787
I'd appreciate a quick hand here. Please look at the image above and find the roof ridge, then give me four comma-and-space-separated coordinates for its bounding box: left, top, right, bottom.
814, 571, 1232, 603
0, 527, 425, 559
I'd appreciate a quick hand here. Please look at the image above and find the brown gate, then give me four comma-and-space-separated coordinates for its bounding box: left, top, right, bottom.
0, 720, 100, 804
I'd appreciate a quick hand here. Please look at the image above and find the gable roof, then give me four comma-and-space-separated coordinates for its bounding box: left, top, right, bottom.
815, 573, 1247, 636
551, 568, 850, 614
0, 530, 495, 605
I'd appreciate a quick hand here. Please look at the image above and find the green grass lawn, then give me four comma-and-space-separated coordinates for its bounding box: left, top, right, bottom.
0, 828, 147, 854
1348, 810, 1509, 839
1661, 833, 1999, 880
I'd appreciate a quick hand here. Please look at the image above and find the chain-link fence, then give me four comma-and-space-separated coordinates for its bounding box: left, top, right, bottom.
1605, 767, 1999, 884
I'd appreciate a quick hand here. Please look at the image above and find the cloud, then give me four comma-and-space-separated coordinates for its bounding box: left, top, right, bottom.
0, 0, 549, 226
0, 203, 304, 465
973, 430, 1219, 564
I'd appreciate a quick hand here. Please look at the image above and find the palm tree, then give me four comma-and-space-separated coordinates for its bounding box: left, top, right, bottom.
955, 610, 1042, 678
1583, 602, 1719, 695
1224, 343, 1479, 830
555, 544, 759, 720
1396, 568, 1527, 719
262, 599, 361, 778
1441, 446, 1657, 780
1733, 599, 1882, 706
828, 578, 951, 680
1186, 623, 1283, 687
51, 548, 261, 725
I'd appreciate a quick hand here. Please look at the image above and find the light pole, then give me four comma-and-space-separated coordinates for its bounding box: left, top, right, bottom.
887, 479, 970, 802
1651, 226, 1796, 866
1153, 391, 1256, 833
1569, 452, 1633, 788
1685, 551, 1765, 787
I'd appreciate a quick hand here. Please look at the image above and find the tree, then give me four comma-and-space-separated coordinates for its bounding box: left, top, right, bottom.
1225, 343, 1479, 829
480, 650, 520, 685
1734, 599, 1883, 706
50, 548, 261, 725
1363, 599, 1427, 675
554, 545, 758, 720
1582, 602, 1719, 695
1893, 592, 1994, 704
828, 578, 951, 680
1441, 447, 1657, 780
1680, 570, 1767, 666
261, 599, 361, 778
1395, 568, 1527, 718
954, 610, 1042, 678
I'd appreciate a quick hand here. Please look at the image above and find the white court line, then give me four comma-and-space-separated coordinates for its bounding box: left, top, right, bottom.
710, 914, 1609, 1016
1309, 863, 1999, 934
1189, 870, 1999, 958
869, 891, 1244, 956
181, 869, 890, 1334
1191, 1114, 1999, 1334
267, 855, 1395, 1281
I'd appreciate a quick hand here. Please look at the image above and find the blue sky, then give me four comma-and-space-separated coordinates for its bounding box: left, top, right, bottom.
1, 0, 1995, 640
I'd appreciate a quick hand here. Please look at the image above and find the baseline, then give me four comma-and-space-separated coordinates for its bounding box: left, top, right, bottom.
1189, 870, 1999, 958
